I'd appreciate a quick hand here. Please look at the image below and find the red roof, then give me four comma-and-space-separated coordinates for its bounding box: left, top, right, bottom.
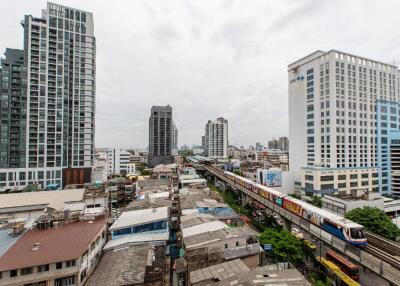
0, 219, 106, 271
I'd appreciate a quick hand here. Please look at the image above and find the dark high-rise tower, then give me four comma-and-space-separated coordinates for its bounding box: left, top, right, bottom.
148, 105, 174, 167
0, 49, 27, 168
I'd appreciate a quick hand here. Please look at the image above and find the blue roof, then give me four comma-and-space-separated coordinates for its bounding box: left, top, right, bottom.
0, 229, 22, 257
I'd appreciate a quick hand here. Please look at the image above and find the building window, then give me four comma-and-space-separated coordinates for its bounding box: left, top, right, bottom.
305, 175, 313, 181
37, 264, 49, 272
321, 175, 334, 182
350, 174, 358, 179
350, 182, 358, 187
225, 243, 228, 249
338, 175, 346, 180
20, 267, 33, 276
56, 262, 63, 269
66, 260, 76, 267
9, 270, 17, 277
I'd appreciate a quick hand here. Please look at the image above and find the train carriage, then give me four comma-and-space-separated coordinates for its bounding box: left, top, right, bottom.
222, 170, 367, 246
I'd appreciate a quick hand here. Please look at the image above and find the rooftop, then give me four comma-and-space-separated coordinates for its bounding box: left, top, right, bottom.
182, 221, 227, 238
86, 243, 166, 286
190, 259, 250, 285
104, 232, 169, 251
0, 229, 22, 257
180, 213, 217, 229
211, 265, 311, 286
0, 189, 85, 211
0, 218, 106, 271
152, 164, 173, 173
184, 226, 257, 249
109, 206, 169, 231
137, 178, 170, 189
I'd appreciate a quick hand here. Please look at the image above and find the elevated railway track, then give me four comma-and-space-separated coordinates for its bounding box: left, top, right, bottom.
201, 164, 400, 286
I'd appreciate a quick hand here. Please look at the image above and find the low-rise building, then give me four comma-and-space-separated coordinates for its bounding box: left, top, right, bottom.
190, 259, 250, 286
301, 166, 379, 196
322, 192, 384, 216
0, 189, 86, 223
152, 164, 174, 179
0, 218, 107, 286
183, 226, 261, 273
86, 243, 168, 286
96, 148, 136, 176
110, 207, 169, 240
92, 158, 108, 183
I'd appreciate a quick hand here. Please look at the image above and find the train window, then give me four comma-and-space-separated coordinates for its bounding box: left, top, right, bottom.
350, 228, 365, 239
323, 220, 337, 229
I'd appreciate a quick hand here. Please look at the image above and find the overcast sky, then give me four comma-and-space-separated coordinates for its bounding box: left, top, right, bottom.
1, 0, 400, 149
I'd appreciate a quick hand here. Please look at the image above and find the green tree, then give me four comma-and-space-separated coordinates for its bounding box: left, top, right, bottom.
345, 207, 400, 240
233, 169, 241, 176
259, 228, 304, 265
140, 169, 151, 176
289, 193, 301, 200
137, 163, 146, 172
311, 196, 322, 208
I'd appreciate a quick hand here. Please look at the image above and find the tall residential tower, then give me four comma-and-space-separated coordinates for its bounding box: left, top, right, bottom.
205, 117, 228, 159
0, 2, 95, 189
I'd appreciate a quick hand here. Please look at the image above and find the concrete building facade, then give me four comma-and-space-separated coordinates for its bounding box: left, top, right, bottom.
289, 50, 399, 196
0, 3, 96, 190
205, 117, 228, 159
0, 49, 27, 169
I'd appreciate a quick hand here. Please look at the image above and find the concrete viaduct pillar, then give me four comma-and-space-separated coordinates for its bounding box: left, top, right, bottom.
282, 217, 292, 231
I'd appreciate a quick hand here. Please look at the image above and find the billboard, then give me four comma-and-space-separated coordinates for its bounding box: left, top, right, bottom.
264, 170, 282, 187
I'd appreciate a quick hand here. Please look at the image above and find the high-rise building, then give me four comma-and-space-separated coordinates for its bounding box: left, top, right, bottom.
172, 121, 178, 154
0, 3, 95, 189
0, 49, 27, 169
148, 105, 174, 167
267, 138, 279, 150
205, 117, 228, 159
279, 137, 289, 152
201, 135, 205, 149
289, 50, 399, 196
255, 142, 263, 152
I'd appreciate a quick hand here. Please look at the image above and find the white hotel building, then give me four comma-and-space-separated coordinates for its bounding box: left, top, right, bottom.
289, 50, 400, 197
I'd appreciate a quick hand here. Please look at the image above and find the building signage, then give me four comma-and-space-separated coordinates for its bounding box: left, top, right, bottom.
290, 75, 304, 84
264, 244, 272, 251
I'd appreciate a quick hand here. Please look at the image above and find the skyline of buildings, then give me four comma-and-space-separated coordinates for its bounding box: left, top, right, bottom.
0, 2, 96, 190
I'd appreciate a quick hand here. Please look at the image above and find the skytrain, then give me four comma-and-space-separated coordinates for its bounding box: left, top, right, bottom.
224, 171, 367, 246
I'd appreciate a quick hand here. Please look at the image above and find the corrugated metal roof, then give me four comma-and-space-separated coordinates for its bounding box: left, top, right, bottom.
182, 221, 227, 238
0, 189, 85, 211
109, 207, 169, 230
190, 259, 250, 284
104, 232, 169, 251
